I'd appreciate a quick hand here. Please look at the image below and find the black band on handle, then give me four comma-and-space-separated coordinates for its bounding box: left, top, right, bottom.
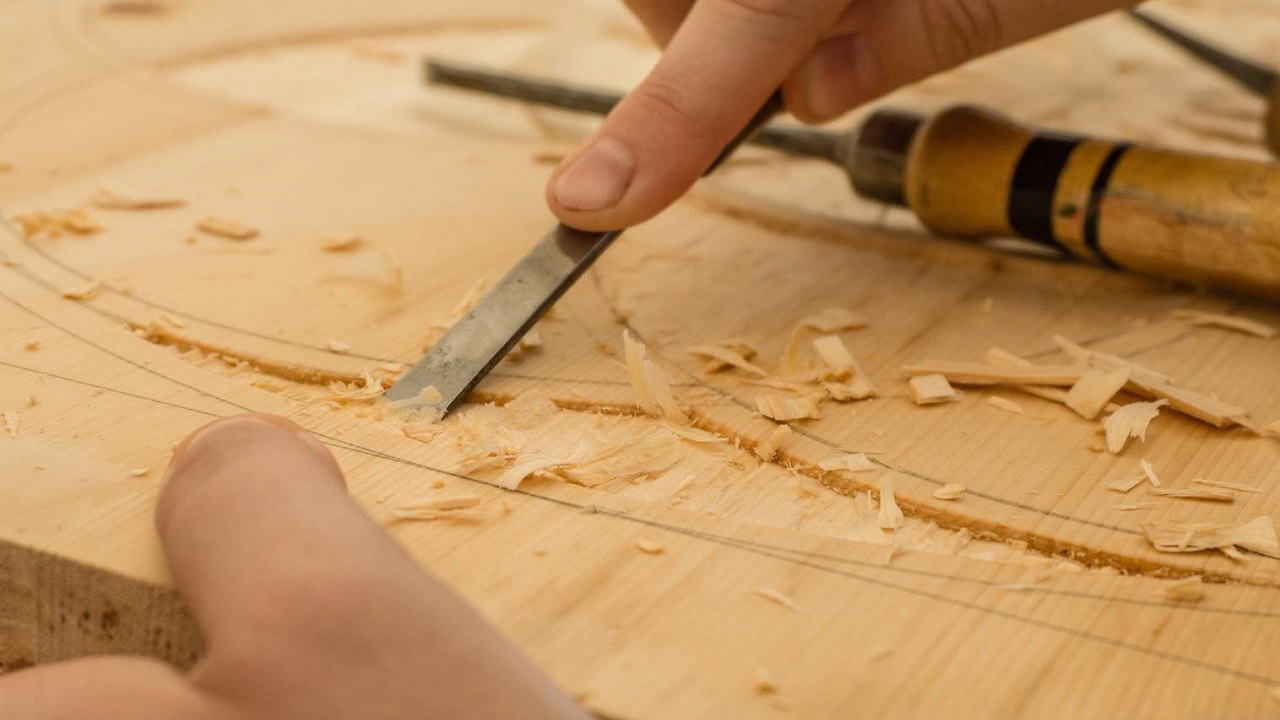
1007, 135, 1081, 255
1082, 144, 1132, 269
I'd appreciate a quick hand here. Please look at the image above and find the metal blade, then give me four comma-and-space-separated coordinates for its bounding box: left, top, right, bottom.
1128, 8, 1278, 97
386, 225, 620, 413
389, 79, 783, 415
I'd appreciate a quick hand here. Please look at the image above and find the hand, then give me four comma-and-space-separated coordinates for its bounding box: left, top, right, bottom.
546, 0, 1136, 231
0, 415, 587, 720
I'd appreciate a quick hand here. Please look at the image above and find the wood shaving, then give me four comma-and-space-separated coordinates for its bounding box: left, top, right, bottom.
62, 278, 104, 301
501, 393, 559, 430
812, 334, 855, 379
1107, 475, 1146, 493
1150, 487, 1234, 503
127, 468, 149, 477
754, 587, 802, 612
3, 412, 17, 437
687, 343, 767, 377
1143, 516, 1279, 559
1139, 459, 1162, 488
985, 396, 1025, 415
326, 339, 351, 354
753, 667, 780, 695
1113, 502, 1157, 511
327, 370, 385, 404
401, 421, 443, 443
1190, 478, 1262, 494
1172, 309, 1277, 339
904, 361, 1085, 386
982, 348, 1078, 405
13, 208, 105, 238
755, 392, 821, 421
1103, 400, 1168, 454
908, 374, 962, 405
197, 217, 258, 240
818, 453, 876, 473
320, 235, 364, 252
492, 454, 568, 491
798, 308, 868, 333
623, 331, 689, 424
878, 476, 904, 530
388, 507, 488, 523
401, 494, 482, 512
90, 187, 184, 210
933, 483, 966, 500
635, 538, 665, 555
753, 424, 792, 462
1065, 366, 1130, 420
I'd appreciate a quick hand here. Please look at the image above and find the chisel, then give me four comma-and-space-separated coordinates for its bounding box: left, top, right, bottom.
393, 61, 1280, 415
424, 60, 1280, 303
1127, 8, 1280, 155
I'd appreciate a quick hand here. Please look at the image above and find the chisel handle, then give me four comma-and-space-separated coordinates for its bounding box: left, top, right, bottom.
856, 106, 1280, 299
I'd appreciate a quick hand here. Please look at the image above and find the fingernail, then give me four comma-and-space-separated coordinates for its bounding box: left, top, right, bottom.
553, 138, 634, 211
163, 415, 336, 485
805, 34, 877, 121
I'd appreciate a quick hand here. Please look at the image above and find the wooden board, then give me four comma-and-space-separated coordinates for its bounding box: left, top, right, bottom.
3, 0, 1280, 716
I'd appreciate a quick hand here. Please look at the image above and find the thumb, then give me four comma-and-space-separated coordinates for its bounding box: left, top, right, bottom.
547, 0, 848, 231
156, 415, 587, 718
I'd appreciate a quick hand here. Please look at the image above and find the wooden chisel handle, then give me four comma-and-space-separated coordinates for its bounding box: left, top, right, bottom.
852, 106, 1280, 299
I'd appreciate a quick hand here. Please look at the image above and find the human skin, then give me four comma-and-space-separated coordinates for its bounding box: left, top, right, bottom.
0, 415, 589, 720
547, 0, 1139, 232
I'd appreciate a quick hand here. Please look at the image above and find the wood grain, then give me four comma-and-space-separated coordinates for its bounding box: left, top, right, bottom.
1, 0, 1279, 717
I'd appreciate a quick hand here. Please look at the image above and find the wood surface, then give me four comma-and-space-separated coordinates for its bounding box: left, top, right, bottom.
2, 0, 1280, 717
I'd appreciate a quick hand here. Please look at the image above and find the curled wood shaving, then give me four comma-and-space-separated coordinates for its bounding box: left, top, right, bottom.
13, 208, 104, 238
1103, 400, 1168, 454
197, 216, 258, 240
908, 374, 962, 405
635, 538, 665, 555
1172, 309, 1277, 339
755, 392, 821, 421
1160, 576, 1206, 603
1150, 487, 1234, 503
1143, 516, 1279, 559
850, 492, 891, 545
985, 396, 1025, 415
933, 483, 966, 501
401, 421, 444, 443
327, 370, 385, 404
90, 187, 184, 210
492, 454, 568, 491
904, 361, 1085, 386
1191, 478, 1262, 494
754, 587, 802, 612
326, 339, 351, 354
753, 424, 792, 462
878, 476, 904, 530
320, 235, 364, 252
623, 331, 689, 424
818, 453, 876, 473
686, 343, 767, 377
1065, 366, 1130, 420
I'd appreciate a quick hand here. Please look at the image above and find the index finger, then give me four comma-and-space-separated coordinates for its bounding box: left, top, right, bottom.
548, 0, 849, 230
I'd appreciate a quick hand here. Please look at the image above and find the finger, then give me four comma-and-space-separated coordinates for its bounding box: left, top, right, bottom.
548, 0, 850, 231
623, 0, 694, 45
0, 656, 206, 719
157, 415, 586, 719
789, 0, 1135, 121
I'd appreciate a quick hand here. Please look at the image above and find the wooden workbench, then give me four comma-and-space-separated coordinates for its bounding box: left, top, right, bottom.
1, 0, 1279, 716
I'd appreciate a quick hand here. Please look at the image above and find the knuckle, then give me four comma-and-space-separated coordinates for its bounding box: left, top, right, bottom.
627, 76, 718, 145
920, 0, 1006, 67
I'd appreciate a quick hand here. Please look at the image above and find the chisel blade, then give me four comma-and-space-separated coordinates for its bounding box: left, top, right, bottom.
385, 225, 621, 413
